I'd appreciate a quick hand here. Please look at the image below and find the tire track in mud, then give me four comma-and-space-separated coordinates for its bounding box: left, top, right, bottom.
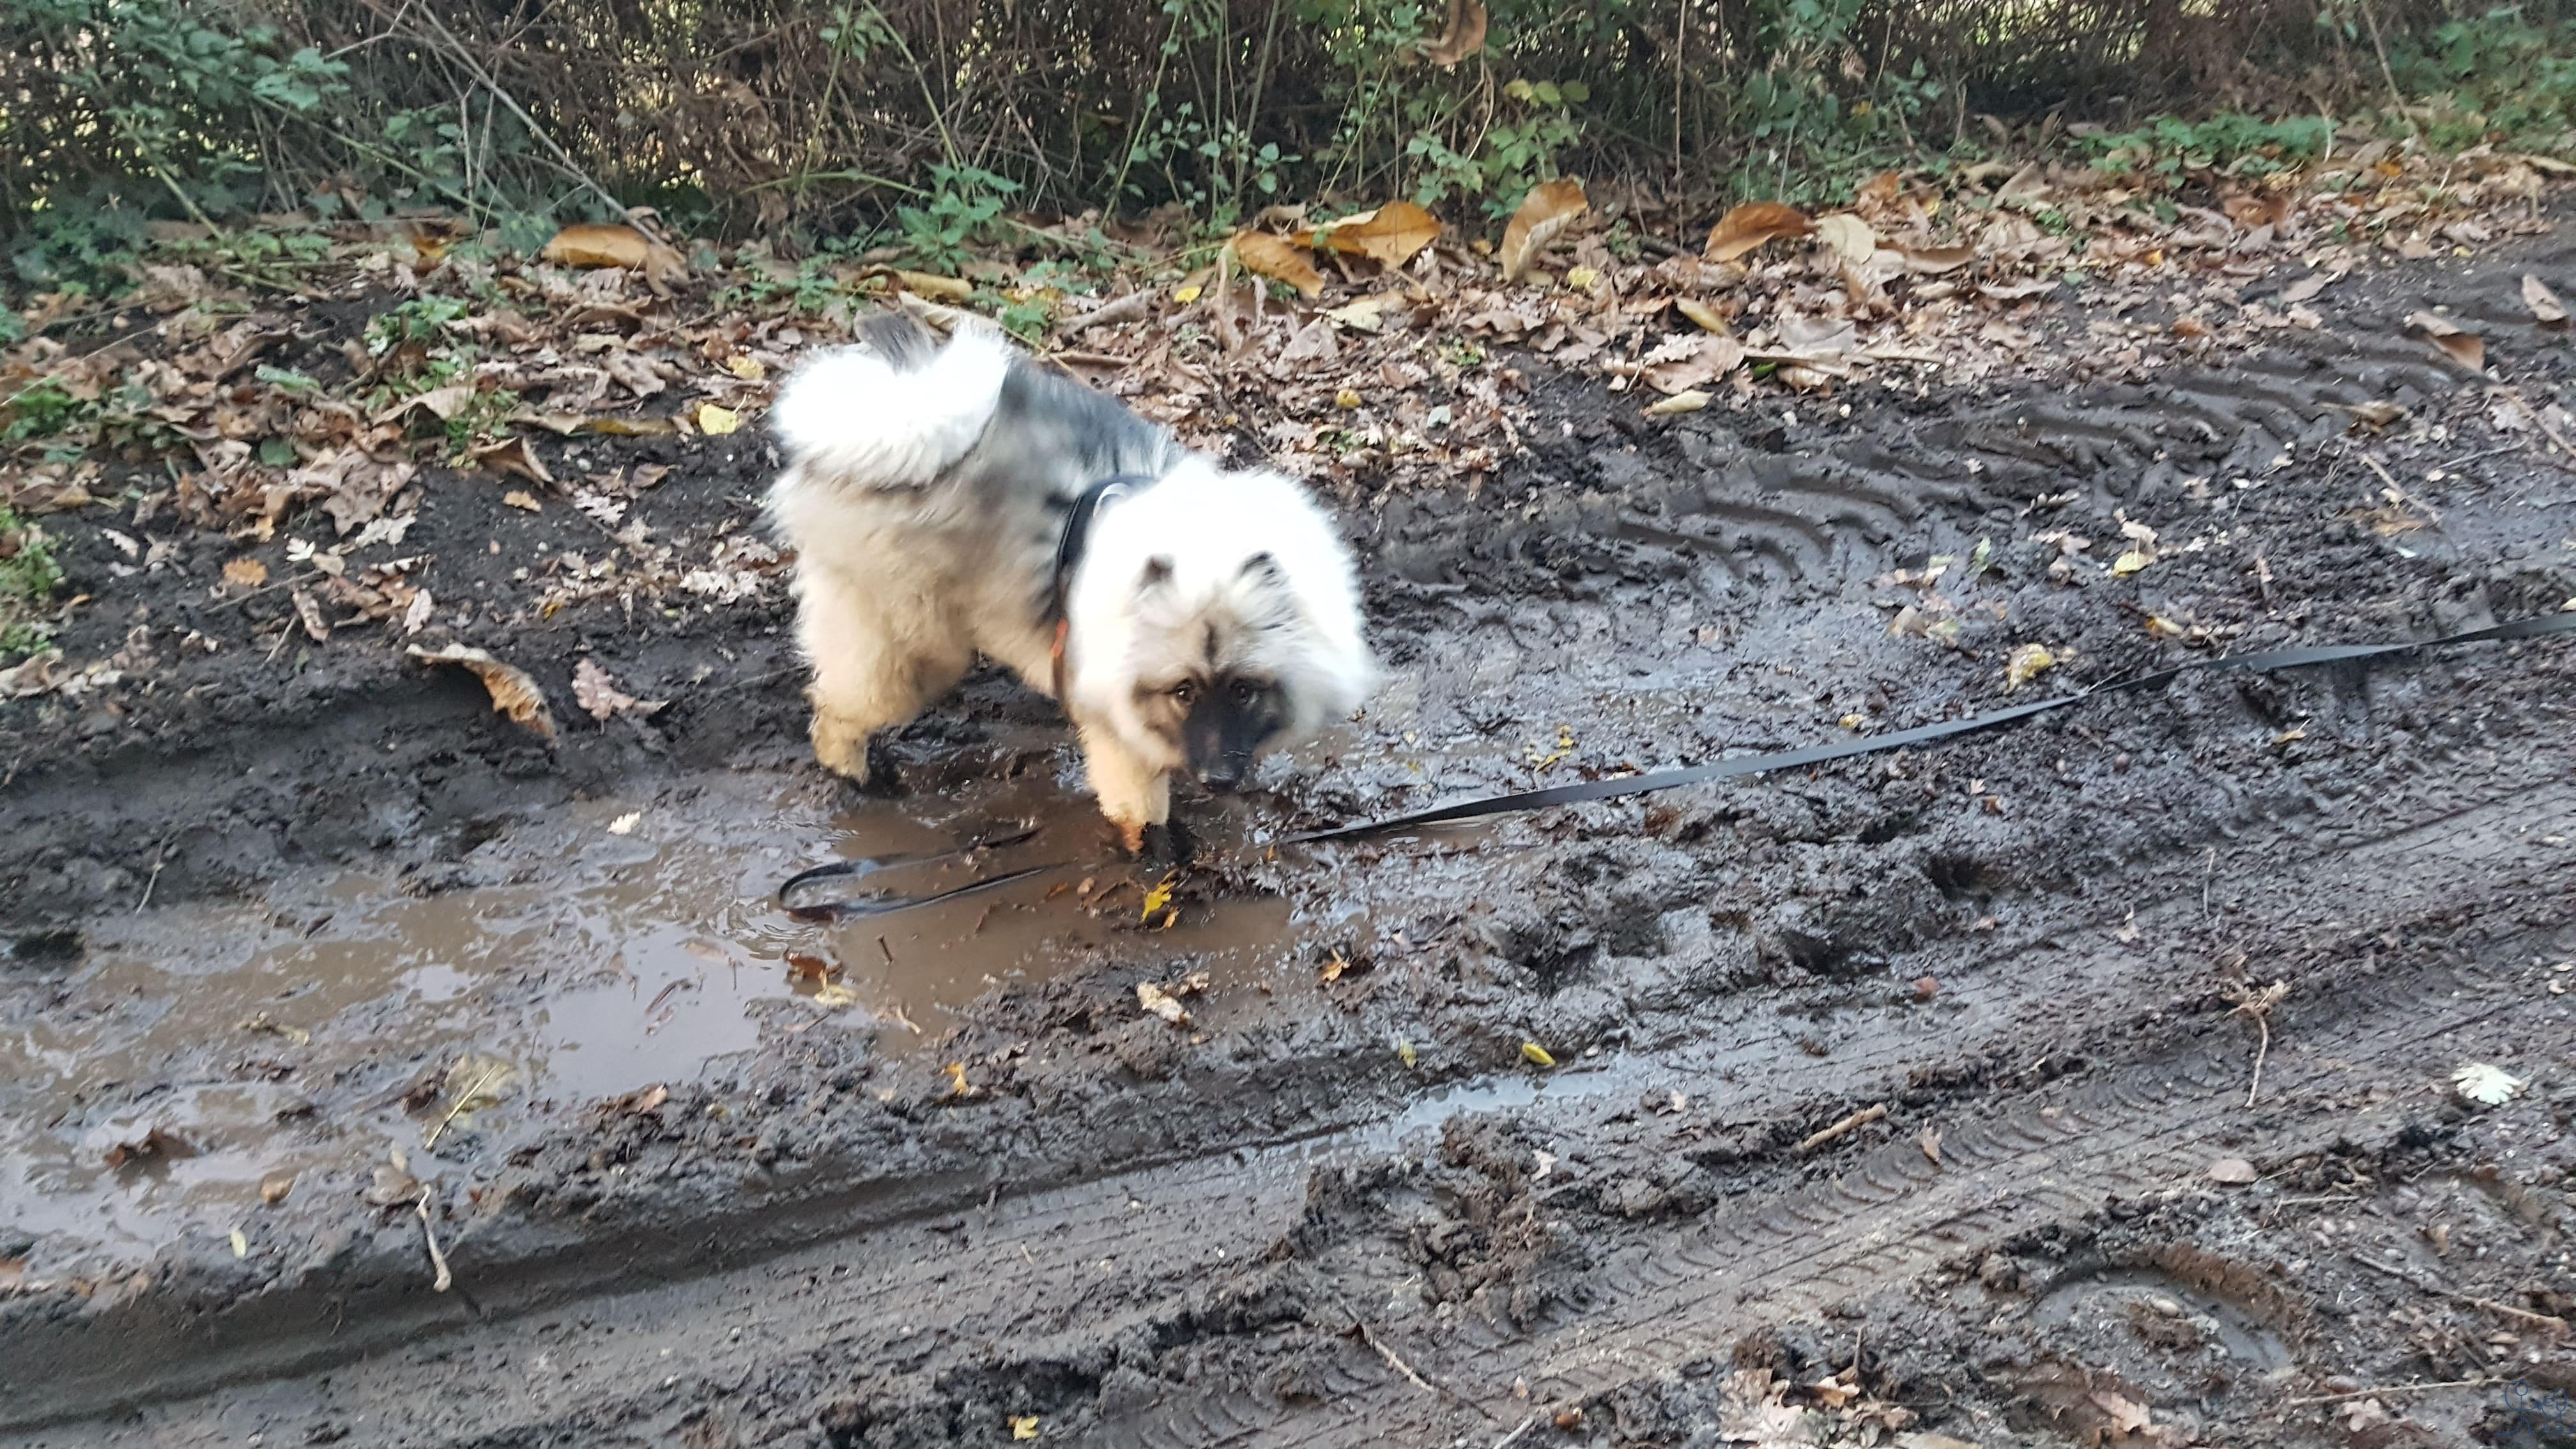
21, 772, 2566, 1446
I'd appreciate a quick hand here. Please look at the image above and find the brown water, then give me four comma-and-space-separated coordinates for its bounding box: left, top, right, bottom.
1, 769, 1311, 1268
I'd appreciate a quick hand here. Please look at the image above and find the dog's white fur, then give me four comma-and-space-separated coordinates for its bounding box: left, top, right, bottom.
767, 318, 1375, 848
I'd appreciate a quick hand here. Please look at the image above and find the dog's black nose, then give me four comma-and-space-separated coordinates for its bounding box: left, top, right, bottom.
1199, 766, 1243, 794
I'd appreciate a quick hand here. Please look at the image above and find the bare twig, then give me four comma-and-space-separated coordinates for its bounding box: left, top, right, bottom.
2224, 976, 2290, 1108
2287, 1376, 2501, 1407
1063, 291, 1153, 335
417, 1189, 454, 1292
1797, 1103, 1887, 1153
2350, 1252, 2570, 1333
422, 1059, 509, 1151
1354, 1317, 1441, 1397
1492, 1412, 1544, 1448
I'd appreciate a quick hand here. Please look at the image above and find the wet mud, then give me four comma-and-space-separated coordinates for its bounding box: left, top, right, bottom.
5, 223, 2576, 1446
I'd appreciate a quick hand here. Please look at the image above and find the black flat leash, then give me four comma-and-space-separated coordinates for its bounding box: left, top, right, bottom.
777, 611, 2576, 921
1046, 472, 1149, 704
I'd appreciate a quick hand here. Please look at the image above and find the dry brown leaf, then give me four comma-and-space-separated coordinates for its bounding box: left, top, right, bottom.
1418, 0, 1487, 65
291, 588, 330, 643
1301, 201, 1441, 269
1499, 178, 1588, 282
2405, 310, 2486, 371
1812, 213, 1876, 266
259, 1171, 295, 1206
501, 490, 542, 513
2089, 1390, 2153, 1436
374, 383, 476, 425
1901, 245, 1975, 275
1979, 277, 2059, 301
1642, 390, 1712, 417
2524, 273, 2568, 326
573, 657, 666, 721
408, 644, 557, 739
2005, 642, 2056, 689
1705, 201, 1811, 264
103, 1126, 194, 1169
1230, 231, 1325, 298
1643, 335, 1745, 394
2205, 1156, 2258, 1184
472, 436, 554, 486
1137, 980, 1192, 1026
540, 224, 687, 293
222, 558, 268, 590
891, 270, 972, 302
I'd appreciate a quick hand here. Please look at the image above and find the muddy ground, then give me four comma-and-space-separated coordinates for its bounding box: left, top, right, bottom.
4, 221, 2575, 1449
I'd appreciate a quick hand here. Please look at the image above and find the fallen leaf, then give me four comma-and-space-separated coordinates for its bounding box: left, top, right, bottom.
1812, 213, 1876, 266
502, 490, 543, 514
103, 1126, 194, 1169
2451, 1061, 2526, 1107
1705, 201, 1811, 263
619, 1084, 671, 1114
1901, 245, 1976, 275
573, 657, 666, 721
366, 1151, 422, 1206
1010, 1416, 1041, 1442
810, 981, 859, 1009
222, 557, 268, 589
1979, 277, 2060, 301
1919, 1123, 1943, 1166
2279, 270, 2338, 304
2524, 273, 2568, 326
1521, 1041, 1556, 1068
539, 223, 689, 295
1499, 178, 1588, 282
375, 383, 477, 425
2089, 1391, 2153, 1436
2206, 1156, 2258, 1184
402, 588, 436, 634
725, 354, 767, 381
1230, 231, 1325, 298
1137, 980, 1192, 1026
2005, 643, 2056, 690
1643, 390, 1712, 417
472, 436, 554, 486
606, 811, 641, 835
2404, 311, 2485, 371
408, 644, 558, 739
696, 402, 741, 435
291, 588, 330, 643
1644, 334, 1745, 394
1673, 298, 1730, 334
425, 1052, 516, 1146
229, 1229, 249, 1259
1895, 1435, 1982, 1449
260, 1171, 295, 1206
1563, 264, 1600, 290
890, 270, 972, 302
1324, 296, 1391, 332
939, 1061, 982, 1100
1395, 1036, 1418, 1069
1417, 0, 1486, 65
1302, 201, 1441, 269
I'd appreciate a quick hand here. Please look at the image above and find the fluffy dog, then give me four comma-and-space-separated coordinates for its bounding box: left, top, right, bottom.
766, 312, 1376, 852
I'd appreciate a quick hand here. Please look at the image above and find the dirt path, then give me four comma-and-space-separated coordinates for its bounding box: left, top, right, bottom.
6, 224, 2575, 1448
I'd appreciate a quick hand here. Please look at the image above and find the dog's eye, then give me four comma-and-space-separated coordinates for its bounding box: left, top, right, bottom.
1230, 680, 1258, 704
1170, 680, 1198, 705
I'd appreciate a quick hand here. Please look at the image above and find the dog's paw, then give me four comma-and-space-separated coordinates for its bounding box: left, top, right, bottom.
1116, 816, 1193, 865
809, 715, 875, 782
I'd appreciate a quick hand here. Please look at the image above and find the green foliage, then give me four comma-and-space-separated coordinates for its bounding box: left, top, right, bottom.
0, 507, 64, 663
2385, 5, 2576, 150
895, 166, 1024, 272
2079, 114, 2336, 181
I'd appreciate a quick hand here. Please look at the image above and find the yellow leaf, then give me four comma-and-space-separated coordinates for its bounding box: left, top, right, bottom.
2111, 549, 2152, 576
1499, 177, 1588, 282
1396, 1037, 1418, 1070
1140, 872, 1177, 921
407, 644, 557, 739
1813, 213, 1876, 266
1704, 201, 1812, 264
1011, 1418, 1041, 1441
540, 223, 650, 270
1418, 0, 1487, 65
1564, 264, 1601, 290
725, 355, 767, 381
891, 270, 973, 302
1172, 284, 1204, 305
502, 490, 542, 513
1300, 201, 1441, 269
222, 557, 268, 589
1643, 389, 1712, 417
1673, 298, 1730, 334
1335, 387, 1363, 409
2005, 643, 2056, 691
229, 1229, 248, 1259
697, 402, 740, 435
1521, 1041, 1557, 1068
1137, 981, 1191, 1025
1230, 231, 1325, 298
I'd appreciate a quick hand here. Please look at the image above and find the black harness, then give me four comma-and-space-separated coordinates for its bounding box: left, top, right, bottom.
1046, 473, 1147, 702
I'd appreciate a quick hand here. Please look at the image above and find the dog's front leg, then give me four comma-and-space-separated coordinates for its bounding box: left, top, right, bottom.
1074, 719, 1170, 855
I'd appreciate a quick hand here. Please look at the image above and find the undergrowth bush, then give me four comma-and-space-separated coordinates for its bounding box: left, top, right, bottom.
3, 0, 2572, 296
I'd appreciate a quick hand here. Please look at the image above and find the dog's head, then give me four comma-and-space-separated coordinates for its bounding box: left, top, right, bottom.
1067, 463, 1376, 792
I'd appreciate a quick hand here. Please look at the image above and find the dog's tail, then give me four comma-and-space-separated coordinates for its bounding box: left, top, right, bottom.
769, 313, 1013, 489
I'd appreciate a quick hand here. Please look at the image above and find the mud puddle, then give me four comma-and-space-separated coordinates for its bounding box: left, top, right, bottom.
1, 769, 1308, 1271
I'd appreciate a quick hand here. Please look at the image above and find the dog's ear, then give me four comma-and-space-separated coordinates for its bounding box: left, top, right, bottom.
1238, 551, 1283, 585
1137, 555, 1175, 592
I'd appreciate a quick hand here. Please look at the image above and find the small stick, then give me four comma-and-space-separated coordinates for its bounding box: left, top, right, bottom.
422, 1059, 509, 1150
2350, 1253, 2570, 1332
2287, 1376, 2501, 1407
2225, 977, 2289, 1108
1354, 1318, 1441, 1397
417, 1190, 454, 1292
1797, 1103, 1887, 1153
1492, 1413, 1544, 1448
1063, 291, 1151, 335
